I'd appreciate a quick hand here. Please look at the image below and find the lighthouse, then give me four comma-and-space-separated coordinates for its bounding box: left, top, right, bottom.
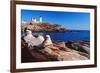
39, 16, 42, 23
31, 16, 43, 23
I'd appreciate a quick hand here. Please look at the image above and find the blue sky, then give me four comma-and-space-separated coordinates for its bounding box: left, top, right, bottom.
21, 9, 90, 30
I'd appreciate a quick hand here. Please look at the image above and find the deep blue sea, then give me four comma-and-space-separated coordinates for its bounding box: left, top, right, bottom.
42, 30, 90, 42
22, 30, 90, 42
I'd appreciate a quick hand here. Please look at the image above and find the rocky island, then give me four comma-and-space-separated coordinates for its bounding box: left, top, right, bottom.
21, 17, 68, 32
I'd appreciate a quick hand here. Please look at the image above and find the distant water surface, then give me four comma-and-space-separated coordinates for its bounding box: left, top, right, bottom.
32, 30, 90, 42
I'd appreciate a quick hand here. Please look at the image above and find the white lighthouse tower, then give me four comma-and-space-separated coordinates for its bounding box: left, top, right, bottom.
39, 16, 42, 23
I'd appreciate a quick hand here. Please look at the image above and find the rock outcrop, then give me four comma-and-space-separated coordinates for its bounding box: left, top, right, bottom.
21, 31, 90, 62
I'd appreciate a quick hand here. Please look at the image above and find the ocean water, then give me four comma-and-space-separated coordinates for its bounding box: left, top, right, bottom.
43, 30, 90, 42
22, 30, 90, 42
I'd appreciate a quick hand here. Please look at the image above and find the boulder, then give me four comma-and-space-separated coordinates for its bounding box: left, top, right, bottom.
71, 42, 90, 54
24, 30, 44, 47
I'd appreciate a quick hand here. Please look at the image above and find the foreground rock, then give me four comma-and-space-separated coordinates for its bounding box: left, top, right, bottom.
40, 46, 88, 61
21, 31, 90, 62
65, 41, 90, 54
21, 40, 89, 62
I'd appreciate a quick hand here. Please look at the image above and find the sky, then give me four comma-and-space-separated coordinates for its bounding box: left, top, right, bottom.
21, 9, 90, 30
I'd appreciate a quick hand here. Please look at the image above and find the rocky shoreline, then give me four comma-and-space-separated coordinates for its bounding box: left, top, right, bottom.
21, 39, 90, 62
